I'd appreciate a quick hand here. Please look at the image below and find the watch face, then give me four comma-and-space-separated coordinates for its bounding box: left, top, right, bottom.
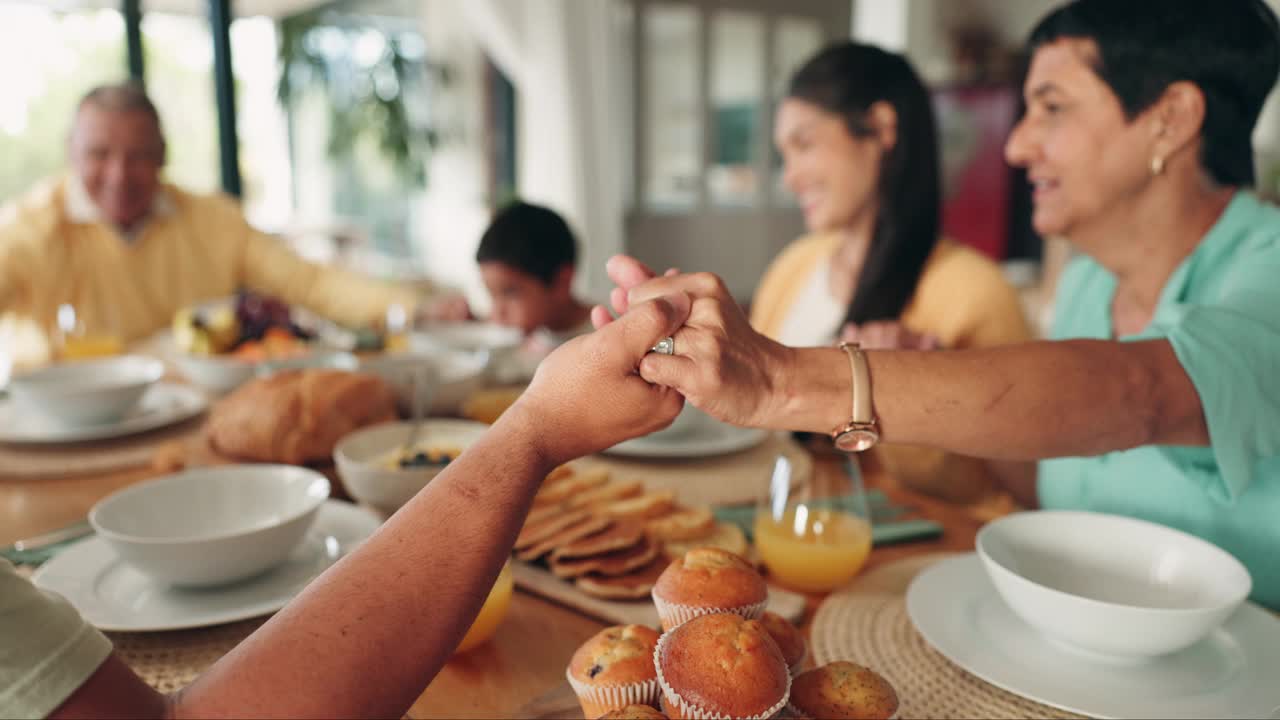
835, 428, 879, 453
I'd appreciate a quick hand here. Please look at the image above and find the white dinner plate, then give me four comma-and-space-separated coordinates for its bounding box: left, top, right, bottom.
0, 382, 207, 445
33, 500, 381, 632
906, 554, 1280, 719
605, 422, 768, 459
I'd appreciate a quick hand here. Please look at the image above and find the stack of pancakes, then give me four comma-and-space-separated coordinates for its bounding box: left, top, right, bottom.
514, 465, 750, 599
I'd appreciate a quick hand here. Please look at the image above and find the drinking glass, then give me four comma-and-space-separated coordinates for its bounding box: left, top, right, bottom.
453, 559, 514, 654
754, 454, 874, 593
53, 302, 123, 360
383, 303, 410, 353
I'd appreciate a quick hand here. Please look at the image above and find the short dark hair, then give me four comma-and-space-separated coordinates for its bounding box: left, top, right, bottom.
787, 42, 941, 326
1029, 0, 1280, 187
475, 202, 578, 286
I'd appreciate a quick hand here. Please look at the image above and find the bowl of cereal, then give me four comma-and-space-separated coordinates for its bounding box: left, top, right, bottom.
334, 419, 489, 516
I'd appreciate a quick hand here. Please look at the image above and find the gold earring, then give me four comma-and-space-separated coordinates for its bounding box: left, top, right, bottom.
1150, 155, 1165, 176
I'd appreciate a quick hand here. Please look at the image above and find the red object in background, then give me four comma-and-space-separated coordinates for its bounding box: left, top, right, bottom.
933, 85, 1018, 260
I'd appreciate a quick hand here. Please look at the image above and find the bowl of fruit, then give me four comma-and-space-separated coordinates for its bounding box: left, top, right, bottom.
170, 293, 317, 394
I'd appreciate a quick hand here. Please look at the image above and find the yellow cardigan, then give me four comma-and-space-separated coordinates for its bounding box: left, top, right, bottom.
0, 177, 421, 347
751, 233, 1033, 503
751, 233, 1031, 348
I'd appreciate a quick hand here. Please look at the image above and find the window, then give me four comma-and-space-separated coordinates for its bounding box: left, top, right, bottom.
0, 4, 127, 203
643, 4, 701, 211
621, 0, 849, 301
278, 0, 438, 260
0, 3, 289, 232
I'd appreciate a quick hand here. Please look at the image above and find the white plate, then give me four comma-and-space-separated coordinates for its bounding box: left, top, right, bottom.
907, 554, 1280, 719
605, 422, 768, 459
33, 500, 381, 632
0, 382, 207, 445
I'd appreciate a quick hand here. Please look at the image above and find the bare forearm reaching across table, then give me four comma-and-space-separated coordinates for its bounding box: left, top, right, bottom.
766, 339, 1208, 460
50, 294, 690, 720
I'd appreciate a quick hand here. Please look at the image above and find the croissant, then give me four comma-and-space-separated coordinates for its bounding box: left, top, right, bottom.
208, 369, 398, 465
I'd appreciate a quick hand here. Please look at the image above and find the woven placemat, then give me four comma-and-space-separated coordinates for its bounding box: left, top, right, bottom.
577, 432, 811, 507
811, 556, 1086, 720
106, 618, 266, 693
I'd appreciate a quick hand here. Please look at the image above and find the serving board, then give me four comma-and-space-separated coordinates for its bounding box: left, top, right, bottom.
512, 561, 806, 627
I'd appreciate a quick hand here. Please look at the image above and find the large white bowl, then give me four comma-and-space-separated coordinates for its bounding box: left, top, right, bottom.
9, 355, 164, 426
411, 322, 523, 383
89, 465, 330, 587
360, 348, 487, 415
976, 510, 1252, 662
335, 419, 488, 516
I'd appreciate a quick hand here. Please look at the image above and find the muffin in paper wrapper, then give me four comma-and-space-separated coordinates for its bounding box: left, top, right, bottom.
651, 592, 768, 632
566, 666, 660, 718
653, 629, 791, 720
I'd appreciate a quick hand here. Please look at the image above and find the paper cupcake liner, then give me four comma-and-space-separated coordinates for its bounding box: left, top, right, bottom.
784, 701, 898, 720
654, 629, 791, 720
566, 666, 660, 717
651, 593, 768, 632
787, 645, 808, 678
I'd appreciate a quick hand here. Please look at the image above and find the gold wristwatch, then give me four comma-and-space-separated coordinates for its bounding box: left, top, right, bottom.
830, 342, 880, 452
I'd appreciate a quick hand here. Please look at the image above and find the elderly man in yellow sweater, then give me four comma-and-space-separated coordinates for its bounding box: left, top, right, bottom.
0, 83, 466, 362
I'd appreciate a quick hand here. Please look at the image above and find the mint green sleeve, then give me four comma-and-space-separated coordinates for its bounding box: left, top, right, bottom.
0, 560, 112, 719
1143, 231, 1280, 503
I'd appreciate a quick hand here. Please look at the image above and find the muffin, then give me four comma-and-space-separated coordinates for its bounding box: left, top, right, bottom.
597, 705, 668, 719
786, 661, 899, 720
758, 611, 807, 677
651, 547, 768, 631
654, 612, 790, 719
567, 625, 662, 717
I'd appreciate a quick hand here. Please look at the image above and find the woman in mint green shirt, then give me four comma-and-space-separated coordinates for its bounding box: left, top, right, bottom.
596, 0, 1280, 609
1040, 191, 1280, 609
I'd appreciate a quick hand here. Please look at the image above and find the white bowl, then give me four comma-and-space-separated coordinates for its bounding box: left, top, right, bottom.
89, 465, 330, 587
335, 419, 488, 516
172, 352, 258, 394
255, 352, 359, 376
9, 355, 164, 426
412, 323, 523, 382
644, 404, 711, 441
977, 510, 1252, 662
360, 349, 487, 415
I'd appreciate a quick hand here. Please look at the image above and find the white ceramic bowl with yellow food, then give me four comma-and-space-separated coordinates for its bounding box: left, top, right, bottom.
977, 510, 1252, 662
334, 419, 490, 516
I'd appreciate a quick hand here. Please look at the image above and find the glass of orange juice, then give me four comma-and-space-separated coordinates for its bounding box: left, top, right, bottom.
454, 559, 514, 654
54, 303, 123, 360
383, 303, 410, 353
754, 455, 873, 593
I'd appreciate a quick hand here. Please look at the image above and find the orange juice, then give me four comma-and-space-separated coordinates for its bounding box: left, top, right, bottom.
754, 508, 872, 593
60, 335, 124, 360
454, 560, 514, 653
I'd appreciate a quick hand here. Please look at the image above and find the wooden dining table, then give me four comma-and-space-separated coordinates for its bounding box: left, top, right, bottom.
0, 430, 1012, 719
